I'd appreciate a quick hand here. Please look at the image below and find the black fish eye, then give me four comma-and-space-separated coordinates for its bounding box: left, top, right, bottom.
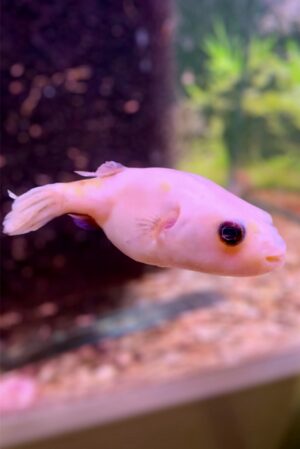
218, 221, 245, 246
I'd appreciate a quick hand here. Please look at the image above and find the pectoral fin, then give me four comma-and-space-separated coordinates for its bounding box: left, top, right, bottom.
137, 206, 180, 239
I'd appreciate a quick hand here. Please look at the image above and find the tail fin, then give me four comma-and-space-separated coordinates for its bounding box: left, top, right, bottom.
3, 184, 65, 235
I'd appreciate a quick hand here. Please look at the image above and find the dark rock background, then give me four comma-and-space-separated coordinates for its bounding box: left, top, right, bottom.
1, 0, 174, 309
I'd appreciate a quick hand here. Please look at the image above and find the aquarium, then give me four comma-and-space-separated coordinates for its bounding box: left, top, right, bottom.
1, 1, 300, 448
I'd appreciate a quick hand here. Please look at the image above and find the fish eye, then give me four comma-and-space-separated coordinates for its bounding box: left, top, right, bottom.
218, 221, 245, 246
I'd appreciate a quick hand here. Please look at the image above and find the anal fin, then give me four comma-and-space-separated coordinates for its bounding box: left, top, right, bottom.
69, 214, 99, 231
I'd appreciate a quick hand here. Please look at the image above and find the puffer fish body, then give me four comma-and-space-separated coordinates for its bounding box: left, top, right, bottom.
3, 161, 286, 276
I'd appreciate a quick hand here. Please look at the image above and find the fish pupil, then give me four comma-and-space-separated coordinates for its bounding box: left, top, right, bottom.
219, 221, 245, 246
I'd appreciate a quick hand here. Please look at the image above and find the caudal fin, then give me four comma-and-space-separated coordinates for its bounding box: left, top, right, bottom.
3, 184, 64, 235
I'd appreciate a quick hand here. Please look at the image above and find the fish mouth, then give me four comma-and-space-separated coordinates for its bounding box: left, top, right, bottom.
265, 254, 285, 263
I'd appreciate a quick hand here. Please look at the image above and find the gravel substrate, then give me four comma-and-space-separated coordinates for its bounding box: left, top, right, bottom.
1, 203, 300, 414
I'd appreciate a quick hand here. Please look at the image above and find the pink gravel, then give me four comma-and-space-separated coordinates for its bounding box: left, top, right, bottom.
0, 375, 38, 413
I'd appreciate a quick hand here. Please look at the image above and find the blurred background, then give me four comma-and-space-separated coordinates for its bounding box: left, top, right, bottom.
176, 0, 300, 193
0, 0, 300, 448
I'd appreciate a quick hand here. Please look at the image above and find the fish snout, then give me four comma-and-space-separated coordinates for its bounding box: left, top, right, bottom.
263, 226, 286, 267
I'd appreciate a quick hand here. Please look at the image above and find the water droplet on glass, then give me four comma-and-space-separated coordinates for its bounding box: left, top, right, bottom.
135, 28, 150, 48
139, 58, 152, 72
9, 81, 24, 95
10, 63, 24, 78
43, 85, 56, 98
123, 100, 140, 114
29, 124, 42, 138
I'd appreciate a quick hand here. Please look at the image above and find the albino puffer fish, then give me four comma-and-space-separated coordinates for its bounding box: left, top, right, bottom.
3, 161, 286, 276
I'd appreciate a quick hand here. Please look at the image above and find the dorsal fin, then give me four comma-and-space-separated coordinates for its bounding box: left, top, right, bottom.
75, 161, 125, 178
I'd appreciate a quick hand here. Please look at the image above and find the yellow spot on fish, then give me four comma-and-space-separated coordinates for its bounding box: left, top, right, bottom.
73, 178, 102, 196
160, 182, 171, 193
73, 183, 85, 197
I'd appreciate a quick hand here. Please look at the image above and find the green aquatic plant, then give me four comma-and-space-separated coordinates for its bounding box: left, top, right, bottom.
182, 21, 300, 189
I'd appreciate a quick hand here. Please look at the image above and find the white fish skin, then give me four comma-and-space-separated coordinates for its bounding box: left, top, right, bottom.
2, 162, 286, 276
